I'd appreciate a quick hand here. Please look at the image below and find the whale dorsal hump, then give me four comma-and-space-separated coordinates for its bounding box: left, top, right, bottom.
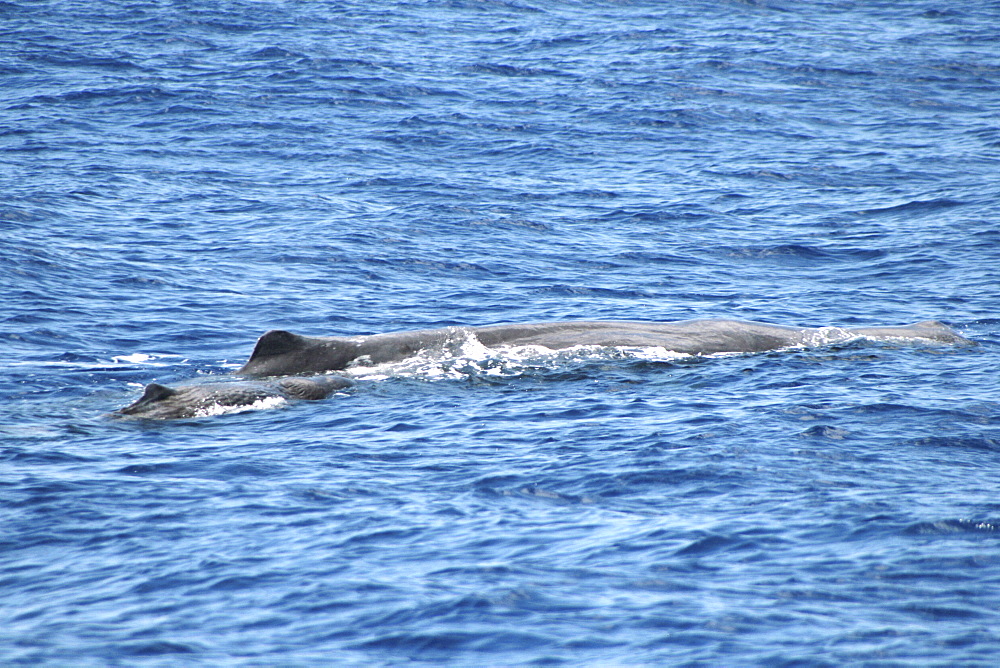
141, 383, 176, 403
249, 330, 307, 360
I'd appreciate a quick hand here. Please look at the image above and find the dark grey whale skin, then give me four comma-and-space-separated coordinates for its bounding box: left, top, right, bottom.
238, 319, 968, 377
115, 375, 355, 420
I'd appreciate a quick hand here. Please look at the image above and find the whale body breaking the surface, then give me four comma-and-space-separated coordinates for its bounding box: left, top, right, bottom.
115, 375, 355, 420
238, 319, 968, 377
114, 319, 967, 419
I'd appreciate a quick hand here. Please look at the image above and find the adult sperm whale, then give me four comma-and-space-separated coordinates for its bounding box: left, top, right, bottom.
238, 319, 967, 377
115, 375, 355, 420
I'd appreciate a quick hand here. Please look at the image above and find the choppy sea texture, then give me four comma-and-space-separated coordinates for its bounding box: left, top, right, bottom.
2, 0, 1000, 664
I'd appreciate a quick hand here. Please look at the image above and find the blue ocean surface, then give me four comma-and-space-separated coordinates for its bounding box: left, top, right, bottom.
2, 0, 999, 664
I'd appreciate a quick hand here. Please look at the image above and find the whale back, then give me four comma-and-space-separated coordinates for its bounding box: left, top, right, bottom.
277, 375, 354, 400
238, 320, 970, 377
116, 382, 274, 419
115, 375, 355, 419
848, 320, 969, 344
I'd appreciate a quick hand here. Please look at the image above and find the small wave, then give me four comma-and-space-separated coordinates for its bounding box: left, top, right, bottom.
115, 640, 201, 656
903, 519, 1000, 536
25, 85, 174, 107
354, 629, 553, 653
722, 244, 886, 264
26, 51, 142, 71
907, 436, 1000, 452
9, 353, 184, 370
614, 251, 702, 266
530, 284, 654, 298
857, 199, 964, 216
464, 62, 564, 77
799, 424, 851, 440
674, 533, 742, 557
249, 46, 303, 60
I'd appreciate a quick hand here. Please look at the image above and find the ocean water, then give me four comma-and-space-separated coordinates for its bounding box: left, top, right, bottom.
2, 0, 999, 664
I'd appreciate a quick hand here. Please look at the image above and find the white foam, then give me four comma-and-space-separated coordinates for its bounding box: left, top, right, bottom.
192, 396, 288, 417
788, 326, 855, 349
114, 353, 155, 364
111, 353, 183, 366
340, 330, 696, 383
